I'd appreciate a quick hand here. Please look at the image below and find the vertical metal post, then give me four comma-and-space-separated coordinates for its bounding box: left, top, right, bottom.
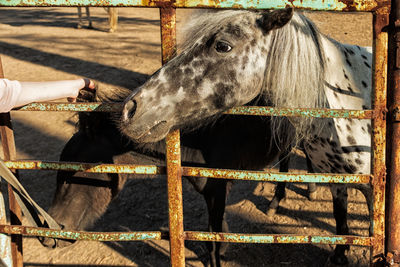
371, 7, 390, 266
386, 0, 400, 264
0, 56, 23, 267
160, 6, 185, 267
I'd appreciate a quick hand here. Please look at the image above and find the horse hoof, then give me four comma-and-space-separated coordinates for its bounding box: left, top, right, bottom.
40, 237, 76, 249
266, 207, 277, 217
39, 237, 57, 248
76, 24, 83, 29
108, 28, 115, 33
308, 191, 317, 201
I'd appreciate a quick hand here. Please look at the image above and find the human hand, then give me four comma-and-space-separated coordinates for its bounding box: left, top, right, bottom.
67, 78, 96, 102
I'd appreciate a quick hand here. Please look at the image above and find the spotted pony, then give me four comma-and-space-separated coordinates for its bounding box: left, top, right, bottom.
120, 8, 373, 266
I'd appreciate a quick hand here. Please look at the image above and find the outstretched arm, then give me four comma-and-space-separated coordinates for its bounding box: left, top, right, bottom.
0, 78, 95, 113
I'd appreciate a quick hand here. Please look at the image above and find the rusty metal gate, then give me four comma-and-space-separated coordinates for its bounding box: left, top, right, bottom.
0, 0, 397, 266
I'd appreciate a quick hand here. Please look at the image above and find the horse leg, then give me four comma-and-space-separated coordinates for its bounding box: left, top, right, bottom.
203, 179, 232, 267
353, 183, 373, 235
106, 7, 118, 33
77, 7, 83, 29
267, 151, 290, 216
85, 7, 93, 29
305, 155, 317, 201
329, 185, 349, 265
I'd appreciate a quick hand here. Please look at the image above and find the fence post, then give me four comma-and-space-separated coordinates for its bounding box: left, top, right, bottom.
159, 5, 186, 267
0, 56, 23, 267
386, 0, 400, 264
371, 6, 390, 266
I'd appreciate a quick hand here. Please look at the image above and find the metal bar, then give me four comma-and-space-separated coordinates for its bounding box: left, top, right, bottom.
3, 160, 165, 175
182, 167, 371, 184
0, 225, 372, 247
0, 0, 389, 12
385, 0, 400, 264
166, 129, 185, 267
160, 5, 185, 267
371, 7, 390, 266
185, 231, 372, 246
2, 160, 371, 184
0, 225, 166, 241
13, 102, 375, 119
14, 102, 122, 112
0, 56, 12, 267
225, 106, 374, 119
0, 56, 22, 267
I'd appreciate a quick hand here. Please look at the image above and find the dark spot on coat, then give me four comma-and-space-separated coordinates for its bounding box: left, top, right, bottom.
344, 164, 357, 173
364, 61, 371, 68
346, 48, 355, 55
184, 68, 194, 76
355, 159, 363, 165
326, 153, 335, 160
346, 124, 351, 131
362, 80, 368, 87
334, 154, 342, 161
346, 59, 352, 67
347, 86, 354, 93
347, 135, 356, 145
361, 54, 367, 59
342, 147, 350, 153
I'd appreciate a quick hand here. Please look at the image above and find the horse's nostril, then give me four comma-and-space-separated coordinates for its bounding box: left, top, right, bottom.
123, 100, 137, 120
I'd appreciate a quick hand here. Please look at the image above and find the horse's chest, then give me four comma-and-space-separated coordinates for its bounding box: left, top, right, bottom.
304, 119, 371, 174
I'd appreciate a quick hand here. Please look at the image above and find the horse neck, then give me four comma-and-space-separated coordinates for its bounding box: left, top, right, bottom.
321, 36, 372, 110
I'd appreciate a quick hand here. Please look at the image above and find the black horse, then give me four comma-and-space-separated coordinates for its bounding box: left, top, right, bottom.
41, 85, 313, 267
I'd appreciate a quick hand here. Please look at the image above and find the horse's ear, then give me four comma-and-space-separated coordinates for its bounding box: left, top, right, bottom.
258, 8, 294, 33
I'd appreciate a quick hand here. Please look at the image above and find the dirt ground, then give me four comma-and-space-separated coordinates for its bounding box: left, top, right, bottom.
0, 7, 373, 267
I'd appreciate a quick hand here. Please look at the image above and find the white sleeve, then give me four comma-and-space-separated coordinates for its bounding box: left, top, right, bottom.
0, 79, 22, 113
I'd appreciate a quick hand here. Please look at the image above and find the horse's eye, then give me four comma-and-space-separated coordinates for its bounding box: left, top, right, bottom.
215, 41, 232, 53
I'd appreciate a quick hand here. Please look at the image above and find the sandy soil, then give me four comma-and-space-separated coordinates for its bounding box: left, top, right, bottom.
0, 7, 373, 267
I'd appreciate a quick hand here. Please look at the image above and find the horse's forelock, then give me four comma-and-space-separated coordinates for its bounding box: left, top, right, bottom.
178, 10, 253, 52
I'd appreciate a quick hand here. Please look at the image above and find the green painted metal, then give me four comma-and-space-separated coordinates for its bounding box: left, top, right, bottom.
3, 160, 371, 184
184, 231, 372, 246
0, 225, 372, 246
0, 225, 164, 241
225, 106, 374, 119
13, 102, 373, 119
0, 0, 387, 11
14, 102, 122, 112
182, 166, 372, 184
3, 160, 164, 175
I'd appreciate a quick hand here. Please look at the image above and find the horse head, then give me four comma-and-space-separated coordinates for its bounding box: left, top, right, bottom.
120, 8, 294, 143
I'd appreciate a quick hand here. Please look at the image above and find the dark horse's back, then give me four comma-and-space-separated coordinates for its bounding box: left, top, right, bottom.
42, 86, 291, 265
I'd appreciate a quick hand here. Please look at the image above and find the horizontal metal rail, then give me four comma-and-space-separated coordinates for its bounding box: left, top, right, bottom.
0, 225, 372, 246
3, 160, 165, 175
14, 102, 374, 119
0, 0, 388, 12
3, 160, 372, 184
184, 231, 373, 246
0, 225, 165, 241
15, 102, 122, 113
182, 166, 372, 184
